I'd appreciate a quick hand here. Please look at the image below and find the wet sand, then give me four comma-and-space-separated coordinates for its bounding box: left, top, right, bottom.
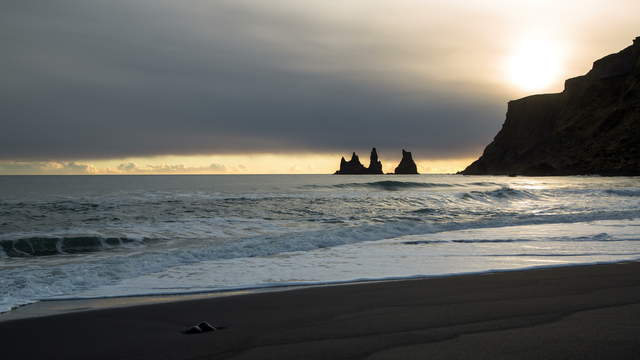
1, 262, 640, 359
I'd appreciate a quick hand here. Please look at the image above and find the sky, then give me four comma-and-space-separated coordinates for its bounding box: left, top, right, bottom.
1, 0, 638, 174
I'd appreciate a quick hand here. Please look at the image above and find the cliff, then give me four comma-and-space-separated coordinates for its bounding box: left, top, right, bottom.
394, 149, 419, 174
462, 37, 640, 176
335, 148, 384, 175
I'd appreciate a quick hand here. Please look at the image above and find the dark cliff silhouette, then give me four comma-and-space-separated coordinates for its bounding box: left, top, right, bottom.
335, 148, 384, 174
394, 149, 419, 174
368, 148, 383, 174
462, 36, 640, 176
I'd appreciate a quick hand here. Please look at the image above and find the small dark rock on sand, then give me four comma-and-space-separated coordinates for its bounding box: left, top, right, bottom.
183, 321, 220, 334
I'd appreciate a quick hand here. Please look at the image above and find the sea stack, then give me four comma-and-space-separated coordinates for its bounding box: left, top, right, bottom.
461, 36, 640, 176
368, 148, 383, 174
394, 149, 419, 174
335, 152, 367, 174
335, 148, 384, 174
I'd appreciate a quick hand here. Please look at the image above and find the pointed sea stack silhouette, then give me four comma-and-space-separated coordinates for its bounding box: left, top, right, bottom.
368, 148, 383, 174
394, 149, 419, 174
461, 36, 640, 176
335, 148, 384, 174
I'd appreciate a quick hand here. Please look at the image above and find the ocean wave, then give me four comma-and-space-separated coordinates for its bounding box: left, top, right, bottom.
305, 181, 455, 191
403, 232, 640, 245
403, 239, 531, 245
410, 208, 440, 214
605, 189, 640, 197
402, 240, 448, 245
483, 252, 640, 257
0, 236, 151, 257
451, 239, 531, 243
2, 209, 640, 313
467, 182, 504, 186
551, 233, 612, 242
461, 187, 539, 201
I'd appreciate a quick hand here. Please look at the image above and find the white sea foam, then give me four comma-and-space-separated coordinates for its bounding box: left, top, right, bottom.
50, 219, 640, 302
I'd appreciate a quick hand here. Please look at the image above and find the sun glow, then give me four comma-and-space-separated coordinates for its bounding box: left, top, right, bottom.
0, 155, 478, 175
508, 39, 564, 92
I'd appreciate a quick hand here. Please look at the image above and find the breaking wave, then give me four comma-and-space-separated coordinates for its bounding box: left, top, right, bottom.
2, 174, 639, 313
0, 236, 152, 257
2, 207, 640, 313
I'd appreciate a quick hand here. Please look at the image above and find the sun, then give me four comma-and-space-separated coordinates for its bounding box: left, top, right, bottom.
508, 39, 563, 92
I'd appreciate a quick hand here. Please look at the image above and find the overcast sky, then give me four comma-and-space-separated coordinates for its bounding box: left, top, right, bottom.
1, 0, 638, 173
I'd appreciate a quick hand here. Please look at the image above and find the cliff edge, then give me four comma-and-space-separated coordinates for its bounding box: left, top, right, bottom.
462, 37, 640, 176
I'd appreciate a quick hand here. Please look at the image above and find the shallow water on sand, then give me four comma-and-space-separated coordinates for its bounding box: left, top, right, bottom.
1, 175, 639, 312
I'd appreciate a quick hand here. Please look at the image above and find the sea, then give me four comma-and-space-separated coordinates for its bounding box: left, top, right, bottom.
1, 174, 640, 313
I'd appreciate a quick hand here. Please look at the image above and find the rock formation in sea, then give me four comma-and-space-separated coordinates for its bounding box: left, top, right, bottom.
335, 148, 384, 174
394, 149, 419, 174
368, 148, 383, 174
462, 36, 640, 176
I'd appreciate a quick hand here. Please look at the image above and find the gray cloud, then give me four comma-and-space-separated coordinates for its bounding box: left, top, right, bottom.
209, 163, 227, 172
117, 162, 138, 172
0, 161, 95, 174
5, 0, 613, 161
114, 162, 227, 173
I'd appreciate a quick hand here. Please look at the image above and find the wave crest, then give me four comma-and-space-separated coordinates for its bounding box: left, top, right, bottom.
0, 236, 148, 257
605, 189, 640, 197
461, 187, 538, 201
307, 181, 454, 191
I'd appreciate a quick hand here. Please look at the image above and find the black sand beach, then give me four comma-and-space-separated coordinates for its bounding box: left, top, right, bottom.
1, 262, 640, 359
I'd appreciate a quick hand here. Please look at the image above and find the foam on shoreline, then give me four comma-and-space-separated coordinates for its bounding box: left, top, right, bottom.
3, 259, 637, 322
